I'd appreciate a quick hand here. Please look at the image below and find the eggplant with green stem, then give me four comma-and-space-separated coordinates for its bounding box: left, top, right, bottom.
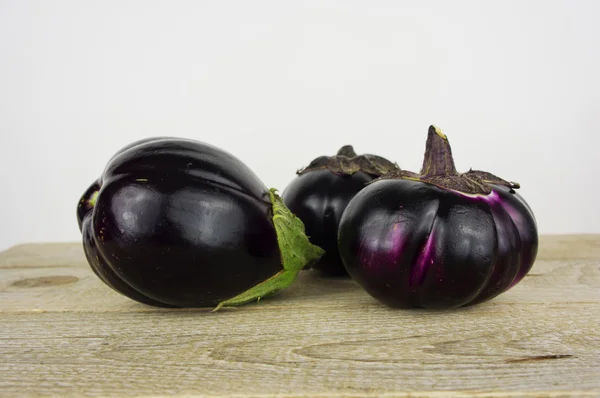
77, 137, 323, 309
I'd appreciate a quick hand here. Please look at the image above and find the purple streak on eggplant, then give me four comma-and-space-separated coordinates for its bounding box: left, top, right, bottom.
487, 186, 538, 288
475, 190, 521, 303
410, 229, 436, 287
386, 223, 406, 268
338, 126, 538, 309
282, 146, 398, 276
77, 138, 323, 309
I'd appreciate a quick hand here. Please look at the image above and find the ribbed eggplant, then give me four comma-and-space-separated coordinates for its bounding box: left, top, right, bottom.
338, 126, 538, 309
282, 146, 398, 276
77, 137, 323, 309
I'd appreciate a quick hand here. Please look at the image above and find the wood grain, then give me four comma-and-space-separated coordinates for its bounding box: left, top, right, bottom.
0, 235, 599, 397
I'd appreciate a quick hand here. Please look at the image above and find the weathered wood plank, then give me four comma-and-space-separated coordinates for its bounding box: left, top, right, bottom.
0, 235, 599, 397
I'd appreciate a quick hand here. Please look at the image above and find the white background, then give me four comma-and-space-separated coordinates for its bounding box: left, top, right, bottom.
1, 0, 598, 250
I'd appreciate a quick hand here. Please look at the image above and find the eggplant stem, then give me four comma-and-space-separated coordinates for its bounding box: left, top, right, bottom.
420, 125, 458, 177
374, 126, 520, 195
211, 269, 296, 312
298, 147, 398, 177
336, 145, 357, 157
212, 188, 324, 311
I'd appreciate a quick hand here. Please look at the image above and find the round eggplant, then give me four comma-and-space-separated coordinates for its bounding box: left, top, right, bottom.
282, 146, 398, 276
77, 137, 323, 309
338, 126, 538, 309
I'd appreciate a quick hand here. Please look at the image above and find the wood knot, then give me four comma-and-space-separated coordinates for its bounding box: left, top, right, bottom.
11, 275, 79, 288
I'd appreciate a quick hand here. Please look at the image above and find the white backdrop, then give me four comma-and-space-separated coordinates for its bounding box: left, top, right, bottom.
1, 0, 598, 250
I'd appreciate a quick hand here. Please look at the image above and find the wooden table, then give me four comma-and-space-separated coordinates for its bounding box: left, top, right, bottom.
1, 235, 599, 397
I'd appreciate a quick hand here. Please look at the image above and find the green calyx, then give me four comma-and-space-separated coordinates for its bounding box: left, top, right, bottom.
212, 189, 324, 311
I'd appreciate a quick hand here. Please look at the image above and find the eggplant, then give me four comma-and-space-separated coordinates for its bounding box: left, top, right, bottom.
77, 137, 323, 309
338, 126, 538, 309
282, 146, 398, 276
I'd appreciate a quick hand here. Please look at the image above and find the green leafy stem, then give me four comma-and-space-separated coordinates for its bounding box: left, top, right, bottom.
212, 189, 324, 311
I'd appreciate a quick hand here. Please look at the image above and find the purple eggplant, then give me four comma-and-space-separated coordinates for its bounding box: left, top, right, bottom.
338, 126, 538, 309
282, 146, 398, 276
77, 137, 323, 309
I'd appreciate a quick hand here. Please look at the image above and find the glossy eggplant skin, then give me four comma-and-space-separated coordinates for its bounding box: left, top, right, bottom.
283, 169, 373, 276
77, 138, 282, 308
338, 179, 538, 309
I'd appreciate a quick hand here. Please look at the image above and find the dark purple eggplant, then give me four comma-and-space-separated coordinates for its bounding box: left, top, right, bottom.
338, 126, 538, 309
282, 146, 398, 276
77, 137, 323, 310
